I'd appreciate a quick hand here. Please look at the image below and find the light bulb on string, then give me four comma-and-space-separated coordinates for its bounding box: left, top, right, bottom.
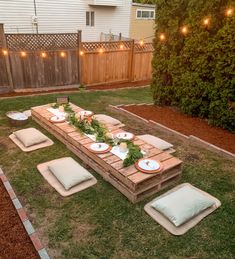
139, 40, 144, 46
181, 26, 188, 35
203, 18, 210, 26
120, 44, 124, 50
225, 8, 233, 17
41, 52, 47, 58
159, 33, 166, 41
2, 49, 8, 56
80, 50, 84, 56
99, 48, 104, 54
60, 51, 66, 58
21, 51, 26, 57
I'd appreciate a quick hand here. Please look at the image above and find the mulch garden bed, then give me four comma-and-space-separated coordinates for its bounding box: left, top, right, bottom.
121, 104, 235, 154
0, 180, 39, 258
0, 80, 150, 98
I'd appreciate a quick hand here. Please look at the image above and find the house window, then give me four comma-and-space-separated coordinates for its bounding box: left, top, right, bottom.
136, 9, 155, 19
86, 11, 95, 26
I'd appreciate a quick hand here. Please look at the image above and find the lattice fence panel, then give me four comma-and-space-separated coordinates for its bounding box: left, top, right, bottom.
81, 41, 132, 52
134, 43, 154, 52
5, 33, 78, 51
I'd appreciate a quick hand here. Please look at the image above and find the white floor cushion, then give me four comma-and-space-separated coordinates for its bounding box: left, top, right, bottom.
94, 114, 122, 126
13, 128, 49, 147
48, 157, 93, 190
151, 185, 215, 227
138, 134, 173, 150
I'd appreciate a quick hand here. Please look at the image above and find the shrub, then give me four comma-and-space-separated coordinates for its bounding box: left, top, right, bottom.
151, 0, 235, 132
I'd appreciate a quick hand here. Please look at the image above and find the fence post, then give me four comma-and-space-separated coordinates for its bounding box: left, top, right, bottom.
0, 24, 13, 90
77, 30, 82, 85
128, 39, 135, 82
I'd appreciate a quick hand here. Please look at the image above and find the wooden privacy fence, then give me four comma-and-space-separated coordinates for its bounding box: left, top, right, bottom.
0, 23, 153, 92
80, 40, 154, 85
0, 24, 80, 91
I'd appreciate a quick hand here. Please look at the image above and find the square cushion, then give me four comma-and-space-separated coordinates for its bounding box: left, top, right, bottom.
138, 134, 173, 150
151, 185, 215, 227
48, 157, 93, 190
94, 114, 121, 126
13, 128, 48, 147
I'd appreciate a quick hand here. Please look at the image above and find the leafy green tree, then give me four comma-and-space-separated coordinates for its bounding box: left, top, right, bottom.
151, 0, 235, 131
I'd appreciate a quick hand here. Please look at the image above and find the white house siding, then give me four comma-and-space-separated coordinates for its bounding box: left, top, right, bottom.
0, 0, 36, 33
0, 0, 131, 41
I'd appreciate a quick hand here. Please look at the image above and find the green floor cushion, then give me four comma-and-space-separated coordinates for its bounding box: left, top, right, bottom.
151, 186, 215, 227
14, 128, 48, 147
138, 134, 173, 150
48, 157, 93, 190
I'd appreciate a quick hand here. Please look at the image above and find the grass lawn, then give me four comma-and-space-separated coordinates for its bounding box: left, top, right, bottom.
0, 87, 234, 259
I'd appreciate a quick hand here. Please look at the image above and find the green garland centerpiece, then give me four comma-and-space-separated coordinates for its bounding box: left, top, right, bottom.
51, 102, 143, 167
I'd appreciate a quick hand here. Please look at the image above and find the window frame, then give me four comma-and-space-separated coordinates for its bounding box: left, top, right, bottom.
136, 9, 155, 20
86, 11, 95, 27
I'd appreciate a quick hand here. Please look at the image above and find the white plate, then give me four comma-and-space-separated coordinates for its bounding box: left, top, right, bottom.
89, 142, 110, 152
78, 110, 93, 117
138, 159, 160, 171
50, 116, 66, 123
116, 132, 134, 140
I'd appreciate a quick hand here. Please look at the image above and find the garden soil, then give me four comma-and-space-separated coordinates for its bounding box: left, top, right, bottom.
0, 181, 39, 258
121, 104, 235, 154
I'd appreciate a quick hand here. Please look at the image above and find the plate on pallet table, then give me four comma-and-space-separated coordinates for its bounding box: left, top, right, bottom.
78, 110, 94, 117
50, 116, 66, 123
135, 159, 163, 174
88, 142, 111, 154
116, 132, 134, 140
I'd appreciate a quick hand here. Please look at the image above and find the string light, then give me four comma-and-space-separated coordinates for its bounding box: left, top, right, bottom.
139, 40, 144, 46
203, 18, 210, 26
41, 52, 47, 58
159, 33, 166, 41
99, 48, 104, 54
181, 26, 188, 35
21, 51, 26, 57
120, 44, 124, 50
2, 49, 8, 56
80, 50, 84, 56
60, 51, 66, 57
226, 8, 233, 16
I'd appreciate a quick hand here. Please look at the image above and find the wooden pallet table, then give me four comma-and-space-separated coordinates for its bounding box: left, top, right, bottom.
31, 103, 182, 203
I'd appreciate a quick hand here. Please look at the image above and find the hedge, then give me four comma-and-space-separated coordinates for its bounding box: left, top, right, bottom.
151, 0, 235, 132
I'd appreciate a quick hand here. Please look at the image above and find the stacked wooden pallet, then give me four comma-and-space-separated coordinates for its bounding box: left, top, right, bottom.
31, 103, 182, 203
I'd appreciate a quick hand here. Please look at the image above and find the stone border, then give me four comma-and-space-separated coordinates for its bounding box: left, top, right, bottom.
108, 104, 235, 162
0, 167, 50, 259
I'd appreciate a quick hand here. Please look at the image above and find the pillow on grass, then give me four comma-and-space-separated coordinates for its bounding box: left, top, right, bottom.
48, 157, 93, 190
94, 114, 121, 126
138, 134, 173, 150
14, 128, 48, 147
151, 186, 215, 227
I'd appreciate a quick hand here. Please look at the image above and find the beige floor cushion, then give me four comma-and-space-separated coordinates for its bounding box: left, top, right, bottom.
10, 132, 53, 152
94, 114, 122, 126
37, 157, 97, 196
144, 183, 221, 235
13, 128, 49, 147
48, 157, 93, 190
138, 134, 173, 151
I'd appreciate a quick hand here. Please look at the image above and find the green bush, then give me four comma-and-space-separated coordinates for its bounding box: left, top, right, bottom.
151, 0, 235, 132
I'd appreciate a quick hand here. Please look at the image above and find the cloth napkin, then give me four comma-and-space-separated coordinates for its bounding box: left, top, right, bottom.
85, 134, 96, 142
111, 146, 129, 160
47, 108, 66, 117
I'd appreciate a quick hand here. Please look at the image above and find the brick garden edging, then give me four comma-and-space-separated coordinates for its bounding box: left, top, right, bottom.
107, 104, 235, 162
0, 167, 50, 259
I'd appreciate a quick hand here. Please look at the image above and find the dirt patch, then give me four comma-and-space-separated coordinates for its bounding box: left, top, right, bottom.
0, 181, 39, 258
0, 80, 150, 98
121, 104, 235, 154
